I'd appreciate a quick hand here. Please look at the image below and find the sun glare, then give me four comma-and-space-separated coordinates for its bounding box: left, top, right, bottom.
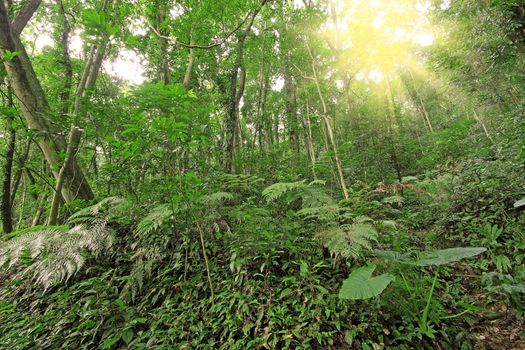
325, 0, 440, 85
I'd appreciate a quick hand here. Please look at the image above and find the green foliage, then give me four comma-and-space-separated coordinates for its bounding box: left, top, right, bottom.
1, 0, 525, 348
412, 247, 487, 266
317, 222, 378, 259
135, 204, 174, 236
339, 264, 395, 300
0, 221, 114, 290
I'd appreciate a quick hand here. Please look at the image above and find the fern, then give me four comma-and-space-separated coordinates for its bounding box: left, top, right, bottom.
0, 220, 114, 290
198, 191, 234, 207
135, 204, 174, 236
262, 180, 307, 202
262, 180, 333, 208
296, 205, 340, 222
219, 174, 264, 193
68, 196, 130, 224
316, 222, 378, 259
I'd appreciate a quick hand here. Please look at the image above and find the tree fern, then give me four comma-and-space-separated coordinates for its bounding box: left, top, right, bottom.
316, 222, 378, 259
0, 220, 114, 290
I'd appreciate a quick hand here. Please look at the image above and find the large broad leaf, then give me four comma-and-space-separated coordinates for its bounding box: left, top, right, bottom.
339, 264, 395, 300
412, 247, 486, 266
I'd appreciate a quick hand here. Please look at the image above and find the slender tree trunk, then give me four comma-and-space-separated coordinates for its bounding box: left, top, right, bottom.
224, 0, 267, 172
306, 42, 349, 199
183, 35, 195, 89
385, 79, 403, 183
224, 36, 246, 173
253, 21, 267, 150
1, 85, 16, 233
0, 1, 94, 202
10, 136, 31, 207
47, 127, 82, 225
408, 70, 434, 133
24, 169, 44, 226
57, 0, 72, 117
302, 102, 317, 179
284, 68, 299, 153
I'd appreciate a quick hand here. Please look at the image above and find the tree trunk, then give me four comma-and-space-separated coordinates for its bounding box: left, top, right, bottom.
10, 136, 31, 207
306, 42, 349, 199
57, 0, 73, 117
0, 1, 94, 203
1, 85, 16, 233
183, 35, 195, 89
224, 0, 268, 172
284, 66, 299, 153
408, 70, 434, 133
47, 127, 82, 225
302, 102, 317, 179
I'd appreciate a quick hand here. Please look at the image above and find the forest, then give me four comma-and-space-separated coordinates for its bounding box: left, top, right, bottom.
0, 0, 524, 348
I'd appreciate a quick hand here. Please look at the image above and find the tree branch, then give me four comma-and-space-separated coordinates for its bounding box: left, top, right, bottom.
11, 0, 43, 37
149, 0, 269, 49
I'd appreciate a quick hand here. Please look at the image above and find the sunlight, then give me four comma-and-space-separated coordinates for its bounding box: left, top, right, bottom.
326, 0, 439, 85
30, 26, 146, 85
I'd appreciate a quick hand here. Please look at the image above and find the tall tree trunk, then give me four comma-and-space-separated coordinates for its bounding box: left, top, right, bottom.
224, 0, 268, 172
408, 70, 434, 133
154, 0, 171, 85
224, 36, 246, 173
57, 0, 73, 117
385, 79, 403, 183
252, 21, 267, 150
1, 85, 16, 233
302, 102, 317, 179
306, 42, 349, 199
0, 1, 94, 202
284, 68, 299, 153
10, 136, 31, 207
47, 127, 82, 225
183, 35, 195, 89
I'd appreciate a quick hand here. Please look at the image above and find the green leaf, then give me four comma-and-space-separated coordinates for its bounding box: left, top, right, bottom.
412, 247, 486, 266
2, 50, 19, 62
121, 328, 134, 344
279, 288, 293, 299
339, 264, 395, 300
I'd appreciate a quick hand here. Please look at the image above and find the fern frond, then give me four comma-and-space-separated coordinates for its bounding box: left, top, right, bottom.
0, 221, 114, 290
219, 174, 264, 193
301, 186, 335, 208
135, 204, 174, 236
198, 191, 234, 206
317, 223, 378, 259
262, 181, 307, 202
296, 205, 340, 222
68, 197, 129, 224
